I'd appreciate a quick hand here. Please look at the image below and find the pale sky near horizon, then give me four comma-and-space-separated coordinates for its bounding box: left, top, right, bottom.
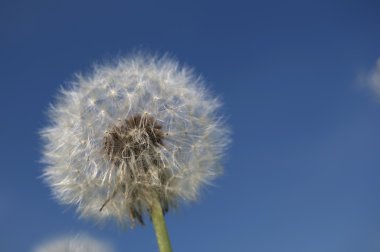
1, 1, 380, 251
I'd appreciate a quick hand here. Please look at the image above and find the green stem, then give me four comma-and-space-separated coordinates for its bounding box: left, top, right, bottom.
151, 199, 173, 252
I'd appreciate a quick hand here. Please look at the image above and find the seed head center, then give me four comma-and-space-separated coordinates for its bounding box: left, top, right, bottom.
103, 114, 164, 165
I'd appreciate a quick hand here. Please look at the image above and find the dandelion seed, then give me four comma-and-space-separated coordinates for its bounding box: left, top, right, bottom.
41, 53, 229, 251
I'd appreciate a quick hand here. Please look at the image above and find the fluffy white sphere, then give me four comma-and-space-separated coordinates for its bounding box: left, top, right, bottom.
33, 234, 114, 252
41, 54, 229, 226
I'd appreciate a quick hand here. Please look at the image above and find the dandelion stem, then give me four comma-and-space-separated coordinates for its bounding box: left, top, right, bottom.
151, 199, 173, 252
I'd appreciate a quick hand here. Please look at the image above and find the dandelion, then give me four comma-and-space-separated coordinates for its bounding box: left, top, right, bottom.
41, 54, 229, 251
33, 233, 114, 252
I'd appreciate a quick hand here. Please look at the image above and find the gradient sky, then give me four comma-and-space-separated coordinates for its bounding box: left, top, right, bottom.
1, 1, 380, 251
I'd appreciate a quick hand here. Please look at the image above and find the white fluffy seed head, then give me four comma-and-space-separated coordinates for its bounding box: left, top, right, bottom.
33, 234, 114, 252
41, 54, 230, 226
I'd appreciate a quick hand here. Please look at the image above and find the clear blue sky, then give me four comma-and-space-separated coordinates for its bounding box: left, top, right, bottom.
1, 1, 380, 251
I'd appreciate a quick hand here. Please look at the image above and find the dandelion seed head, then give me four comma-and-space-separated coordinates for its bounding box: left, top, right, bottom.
41, 54, 229, 226
33, 234, 114, 252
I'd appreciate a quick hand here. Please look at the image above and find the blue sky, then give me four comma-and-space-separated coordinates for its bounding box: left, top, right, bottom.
1, 0, 380, 251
